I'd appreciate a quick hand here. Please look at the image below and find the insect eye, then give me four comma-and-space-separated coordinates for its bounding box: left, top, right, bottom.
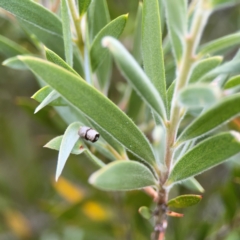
78, 126, 100, 143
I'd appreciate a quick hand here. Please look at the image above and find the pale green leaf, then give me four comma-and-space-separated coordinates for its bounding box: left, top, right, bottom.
199, 32, 240, 56
177, 93, 240, 143
199, 59, 240, 82
133, 2, 143, 63
90, 14, 127, 71
139, 206, 152, 219
45, 47, 79, 75
167, 132, 240, 185
12, 56, 156, 166
167, 81, 175, 119
89, 161, 157, 191
167, 194, 202, 208
0, 35, 29, 57
3, 56, 28, 70
163, 0, 187, 63
19, 19, 84, 77
178, 84, 221, 109
61, 0, 73, 66
0, 0, 62, 36
44, 135, 84, 155
56, 122, 82, 181
34, 90, 60, 113
210, 0, 240, 11
189, 56, 223, 83
78, 0, 91, 16
102, 36, 166, 121
182, 178, 205, 193
224, 75, 240, 89
142, 0, 166, 108
87, 0, 110, 42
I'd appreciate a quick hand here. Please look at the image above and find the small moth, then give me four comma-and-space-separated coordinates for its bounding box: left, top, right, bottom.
78, 126, 100, 143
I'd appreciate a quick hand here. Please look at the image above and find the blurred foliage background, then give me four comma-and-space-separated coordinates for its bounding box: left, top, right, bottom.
1, 1, 240, 239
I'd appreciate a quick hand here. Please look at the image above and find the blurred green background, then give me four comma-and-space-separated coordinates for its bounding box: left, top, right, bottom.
1, 1, 240, 239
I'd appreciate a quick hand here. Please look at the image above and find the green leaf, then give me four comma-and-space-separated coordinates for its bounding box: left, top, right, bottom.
89, 161, 157, 191
167, 132, 240, 185
199, 59, 240, 83
61, 0, 73, 66
163, 0, 187, 63
177, 93, 240, 143
199, 32, 240, 56
0, 0, 62, 36
224, 75, 240, 89
182, 178, 205, 193
189, 56, 223, 83
44, 135, 84, 155
55, 122, 81, 180
102, 37, 166, 121
133, 2, 143, 64
178, 84, 221, 109
45, 47, 79, 76
167, 195, 202, 208
18, 19, 84, 77
167, 81, 175, 119
87, 0, 110, 42
0, 35, 29, 57
138, 206, 152, 220
87, 0, 111, 92
210, 0, 240, 11
142, 0, 166, 108
78, 0, 91, 16
90, 14, 127, 71
12, 56, 156, 166
34, 90, 60, 113
3, 56, 28, 70
44, 134, 105, 168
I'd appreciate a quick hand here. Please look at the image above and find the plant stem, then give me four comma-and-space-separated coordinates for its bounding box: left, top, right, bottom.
67, 0, 84, 55
154, 2, 211, 239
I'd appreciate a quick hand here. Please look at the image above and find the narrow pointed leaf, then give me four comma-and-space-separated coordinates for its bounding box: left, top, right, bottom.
167, 132, 240, 185
167, 81, 175, 118
87, 0, 111, 92
88, 0, 110, 42
0, 35, 29, 57
90, 14, 127, 71
89, 161, 157, 191
177, 93, 240, 143
12, 56, 156, 166
78, 0, 91, 16
45, 47, 79, 75
32, 86, 66, 107
189, 56, 223, 83
167, 195, 202, 208
61, 0, 73, 66
199, 32, 240, 56
0, 0, 62, 36
182, 178, 205, 193
142, 0, 167, 107
34, 90, 60, 113
139, 206, 151, 220
56, 122, 81, 181
163, 0, 187, 63
224, 75, 240, 89
199, 59, 240, 83
44, 135, 84, 155
178, 84, 221, 109
102, 37, 166, 121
